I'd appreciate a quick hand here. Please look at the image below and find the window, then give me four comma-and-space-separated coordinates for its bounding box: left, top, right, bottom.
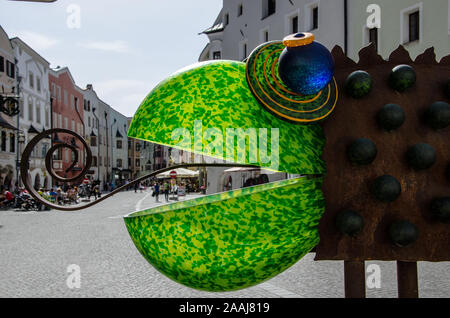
71, 120, 75, 131
88, 117, 91, 127
99, 156, 102, 166
64, 117, 68, 129
409, 11, 420, 42
1, 131, 6, 151
41, 144, 48, 158
263, 0, 276, 19
117, 139, 122, 149
45, 109, 50, 127
63, 90, 68, 106
369, 28, 378, 51
19, 100, 24, 119
28, 100, 33, 121
29, 72, 34, 89
58, 114, 62, 129
291, 15, 299, 34
91, 136, 97, 147
401, 4, 422, 44
71, 95, 75, 109
36, 103, 41, 124
92, 156, 98, 166
0, 56, 4, 72
238, 4, 243, 17
136, 159, 141, 167
6, 61, 15, 78
261, 28, 269, 43
224, 13, 229, 26
9, 133, 15, 153
213, 51, 221, 60
117, 159, 123, 168
51, 83, 56, 98
312, 6, 319, 30
88, 101, 91, 111
57, 86, 61, 102
84, 100, 87, 111
36, 77, 41, 92
240, 41, 248, 61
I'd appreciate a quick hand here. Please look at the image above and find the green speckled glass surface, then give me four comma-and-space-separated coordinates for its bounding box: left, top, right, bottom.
128, 60, 325, 175
124, 177, 324, 291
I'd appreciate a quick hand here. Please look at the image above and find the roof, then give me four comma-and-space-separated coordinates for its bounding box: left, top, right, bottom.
200, 22, 224, 35
0, 116, 17, 130
10, 37, 51, 67
28, 125, 40, 134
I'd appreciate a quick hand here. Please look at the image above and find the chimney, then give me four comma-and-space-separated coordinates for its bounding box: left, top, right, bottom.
87, 84, 93, 90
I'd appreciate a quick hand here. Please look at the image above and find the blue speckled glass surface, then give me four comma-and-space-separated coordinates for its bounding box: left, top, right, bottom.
278, 42, 334, 95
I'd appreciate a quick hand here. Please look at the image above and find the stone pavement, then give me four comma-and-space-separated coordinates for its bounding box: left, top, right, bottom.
0, 190, 448, 298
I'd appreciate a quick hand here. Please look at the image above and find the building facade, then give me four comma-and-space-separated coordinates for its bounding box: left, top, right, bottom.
49, 67, 85, 183
200, 0, 450, 62
11, 37, 52, 190
0, 26, 18, 190
107, 106, 131, 186
81, 84, 109, 188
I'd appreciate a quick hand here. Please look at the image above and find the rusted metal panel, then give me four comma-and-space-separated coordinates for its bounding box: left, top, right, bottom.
316, 44, 450, 262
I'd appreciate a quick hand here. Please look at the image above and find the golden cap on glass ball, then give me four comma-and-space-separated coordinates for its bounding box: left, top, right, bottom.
282, 32, 315, 48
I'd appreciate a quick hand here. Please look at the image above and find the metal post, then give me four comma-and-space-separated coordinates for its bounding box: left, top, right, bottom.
397, 261, 419, 298
14, 72, 22, 192
344, 261, 366, 298
110, 118, 117, 185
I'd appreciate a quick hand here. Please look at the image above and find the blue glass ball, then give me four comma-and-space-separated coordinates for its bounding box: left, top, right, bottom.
278, 39, 334, 96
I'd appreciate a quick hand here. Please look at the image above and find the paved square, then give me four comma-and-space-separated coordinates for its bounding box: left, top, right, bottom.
0, 190, 448, 298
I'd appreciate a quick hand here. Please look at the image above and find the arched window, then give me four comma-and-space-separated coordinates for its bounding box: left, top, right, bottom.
1, 131, 6, 151
9, 133, 15, 153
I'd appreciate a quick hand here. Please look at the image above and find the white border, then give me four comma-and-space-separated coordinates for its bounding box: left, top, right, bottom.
400, 2, 423, 45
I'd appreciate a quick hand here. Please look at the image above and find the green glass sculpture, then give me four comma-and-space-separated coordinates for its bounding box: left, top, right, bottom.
124, 177, 324, 291
126, 34, 336, 291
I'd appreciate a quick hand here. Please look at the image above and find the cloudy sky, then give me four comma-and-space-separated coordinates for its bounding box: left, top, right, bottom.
0, 0, 222, 117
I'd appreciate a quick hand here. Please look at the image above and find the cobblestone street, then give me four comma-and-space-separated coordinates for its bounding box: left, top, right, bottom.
0, 190, 448, 298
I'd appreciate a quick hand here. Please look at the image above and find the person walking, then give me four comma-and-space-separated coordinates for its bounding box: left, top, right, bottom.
154, 183, 160, 202
164, 181, 169, 202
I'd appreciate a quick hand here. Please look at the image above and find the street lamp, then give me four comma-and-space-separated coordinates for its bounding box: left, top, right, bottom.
110, 118, 117, 185
15, 130, 25, 192
92, 108, 100, 183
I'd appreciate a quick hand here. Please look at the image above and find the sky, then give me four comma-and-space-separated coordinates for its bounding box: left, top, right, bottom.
0, 0, 222, 117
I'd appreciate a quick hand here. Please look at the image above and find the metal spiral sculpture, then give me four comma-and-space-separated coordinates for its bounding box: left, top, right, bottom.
20, 128, 259, 212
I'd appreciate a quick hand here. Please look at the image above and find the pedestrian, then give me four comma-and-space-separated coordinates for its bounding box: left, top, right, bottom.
154, 183, 160, 202
164, 181, 169, 202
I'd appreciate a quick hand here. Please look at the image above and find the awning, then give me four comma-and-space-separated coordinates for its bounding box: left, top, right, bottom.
157, 168, 199, 178
200, 22, 224, 35
224, 167, 261, 173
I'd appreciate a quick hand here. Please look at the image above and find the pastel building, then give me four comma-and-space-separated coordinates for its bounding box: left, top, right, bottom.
48, 67, 85, 183
11, 37, 52, 189
0, 26, 18, 190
